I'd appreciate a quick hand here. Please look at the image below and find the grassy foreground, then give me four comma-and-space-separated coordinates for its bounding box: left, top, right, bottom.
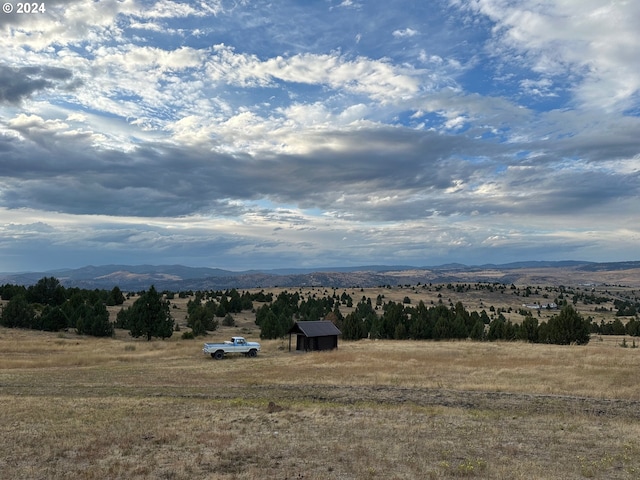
1, 327, 640, 479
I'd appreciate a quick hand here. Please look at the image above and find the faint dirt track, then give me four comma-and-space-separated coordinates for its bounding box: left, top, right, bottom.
201, 384, 640, 420
6, 380, 639, 420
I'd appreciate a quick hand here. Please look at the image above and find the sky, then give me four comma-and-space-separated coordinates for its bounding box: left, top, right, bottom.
1, 0, 639, 273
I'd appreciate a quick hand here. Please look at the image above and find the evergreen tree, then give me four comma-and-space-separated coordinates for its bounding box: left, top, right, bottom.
227, 289, 243, 313
545, 304, 590, 345
27, 277, 66, 306
433, 315, 452, 340
487, 316, 506, 341
240, 291, 254, 310
518, 315, 539, 343
76, 301, 114, 337
255, 291, 298, 339
106, 286, 126, 306
40, 306, 69, 332
127, 286, 174, 340
341, 312, 367, 340
187, 302, 219, 336
115, 306, 131, 329
1, 294, 35, 328
0, 283, 26, 301
369, 313, 385, 339
449, 314, 466, 339
259, 310, 280, 339
469, 320, 485, 340
626, 318, 640, 336
409, 301, 432, 339
215, 300, 227, 318
381, 302, 407, 339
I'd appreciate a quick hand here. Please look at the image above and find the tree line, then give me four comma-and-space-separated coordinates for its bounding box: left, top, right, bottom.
0, 277, 175, 340
1, 277, 123, 337
2, 278, 637, 345
255, 292, 594, 345
0, 278, 266, 340
344, 299, 593, 344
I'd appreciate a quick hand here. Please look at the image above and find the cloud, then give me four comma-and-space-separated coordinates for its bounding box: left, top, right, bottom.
140, 0, 224, 19
457, 0, 640, 111
333, 1, 362, 10
3, 107, 637, 231
207, 45, 423, 102
3, 119, 469, 217
393, 28, 418, 38
0, 0, 638, 271
520, 78, 556, 97
0, 65, 76, 104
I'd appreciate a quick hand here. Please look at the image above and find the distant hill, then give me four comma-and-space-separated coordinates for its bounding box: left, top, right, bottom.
576, 261, 640, 272
1, 260, 639, 290
476, 260, 595, 270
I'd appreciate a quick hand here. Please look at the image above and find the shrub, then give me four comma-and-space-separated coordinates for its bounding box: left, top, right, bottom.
222, 313, 236, 327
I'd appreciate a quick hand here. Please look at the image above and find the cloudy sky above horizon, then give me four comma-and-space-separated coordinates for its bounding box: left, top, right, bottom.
1, 0, 639, 272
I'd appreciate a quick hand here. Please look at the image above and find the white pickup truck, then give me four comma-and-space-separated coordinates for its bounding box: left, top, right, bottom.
203, 336, 261, 360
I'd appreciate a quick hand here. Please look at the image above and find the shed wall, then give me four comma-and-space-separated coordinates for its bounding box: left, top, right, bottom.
294, 334, 338, 351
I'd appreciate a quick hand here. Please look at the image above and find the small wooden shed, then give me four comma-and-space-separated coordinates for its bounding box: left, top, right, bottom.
288, 320, 342, 352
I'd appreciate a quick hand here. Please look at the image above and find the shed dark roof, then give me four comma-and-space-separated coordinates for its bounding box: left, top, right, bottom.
288, 321, 342, 337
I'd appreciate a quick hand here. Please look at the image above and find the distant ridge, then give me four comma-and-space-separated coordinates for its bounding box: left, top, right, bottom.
1, 260, 639, 290
576, 261, 640, 272
476, 260, 594, 270
258, 265, 417, 275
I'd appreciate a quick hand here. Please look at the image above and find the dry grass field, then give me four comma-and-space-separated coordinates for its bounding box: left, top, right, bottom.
2, 281, 640, 479
2, 324, 640, 479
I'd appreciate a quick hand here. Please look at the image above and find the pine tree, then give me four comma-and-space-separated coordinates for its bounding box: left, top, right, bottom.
0, 294, 35, 328
127, 286, 174, 341
545, 304, 590, 345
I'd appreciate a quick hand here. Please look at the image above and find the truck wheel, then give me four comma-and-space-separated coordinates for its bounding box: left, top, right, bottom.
213, 350, 224, 360
247, 349, 258, 358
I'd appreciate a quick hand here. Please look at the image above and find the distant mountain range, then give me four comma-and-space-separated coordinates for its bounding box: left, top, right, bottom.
1, 260, 640, 290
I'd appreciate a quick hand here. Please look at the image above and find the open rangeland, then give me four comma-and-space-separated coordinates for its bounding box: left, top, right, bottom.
2, 324, 640, 480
